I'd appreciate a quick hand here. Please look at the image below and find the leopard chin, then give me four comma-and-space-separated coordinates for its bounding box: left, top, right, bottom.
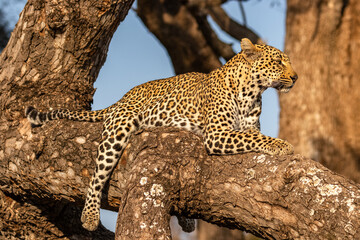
278, 87, 291, 93
272, 79, 294, 93
277, 84, 294, 93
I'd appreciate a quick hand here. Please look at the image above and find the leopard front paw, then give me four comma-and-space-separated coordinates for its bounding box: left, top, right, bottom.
81, 207, 100, 231
264, 139, 294, 156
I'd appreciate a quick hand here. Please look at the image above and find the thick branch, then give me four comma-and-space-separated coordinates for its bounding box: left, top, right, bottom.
137, 0, 222, 74
208, 5, 261, 44
5, 122, 359, 239
184, 0, 261, 44
187, 5, 235, 61
113, 128, 360, 239
137, 0, 262, 77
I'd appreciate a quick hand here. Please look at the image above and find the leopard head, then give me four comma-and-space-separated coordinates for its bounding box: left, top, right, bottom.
241, 38, 298, 93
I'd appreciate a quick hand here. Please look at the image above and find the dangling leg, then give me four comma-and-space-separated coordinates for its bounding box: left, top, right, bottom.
81, 114, 139, 231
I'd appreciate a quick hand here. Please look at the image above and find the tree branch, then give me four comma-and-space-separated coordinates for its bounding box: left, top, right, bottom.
187, 4, 235, 61
112, 128, 360, 239
137, 0, 222, 74
208, 5, 261, 44
6, 122, 359, 239
182, 0, 261, 43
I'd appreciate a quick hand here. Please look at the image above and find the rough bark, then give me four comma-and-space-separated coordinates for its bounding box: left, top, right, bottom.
0, 0, 134, 238
280, 0, 360, 182
112, 128, 360, 240
4, 120, 360, 239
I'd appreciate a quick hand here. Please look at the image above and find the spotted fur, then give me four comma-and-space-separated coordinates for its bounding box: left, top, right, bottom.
26, 38, 297, 231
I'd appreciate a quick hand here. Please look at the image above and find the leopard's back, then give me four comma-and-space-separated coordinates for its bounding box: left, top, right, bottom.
114, 72, 207, 134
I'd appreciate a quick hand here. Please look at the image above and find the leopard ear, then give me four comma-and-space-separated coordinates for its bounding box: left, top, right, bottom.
241, 38, 260, 62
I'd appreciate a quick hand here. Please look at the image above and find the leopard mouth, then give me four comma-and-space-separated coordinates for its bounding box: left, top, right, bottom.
272, 79, 294, 93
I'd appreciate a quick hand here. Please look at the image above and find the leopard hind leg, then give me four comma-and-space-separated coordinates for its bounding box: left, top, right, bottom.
81, 113, 139, 231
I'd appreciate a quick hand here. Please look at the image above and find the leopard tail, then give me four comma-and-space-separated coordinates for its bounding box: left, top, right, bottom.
25, 106, 109, 127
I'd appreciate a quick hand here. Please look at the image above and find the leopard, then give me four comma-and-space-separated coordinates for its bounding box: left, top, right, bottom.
25, 38, 297, 232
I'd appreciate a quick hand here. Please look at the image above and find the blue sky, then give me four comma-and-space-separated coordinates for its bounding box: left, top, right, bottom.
8, 0, 286, 234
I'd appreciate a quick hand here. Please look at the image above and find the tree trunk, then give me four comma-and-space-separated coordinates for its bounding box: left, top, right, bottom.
0, 0, 134, 238
280, 0, 360, 183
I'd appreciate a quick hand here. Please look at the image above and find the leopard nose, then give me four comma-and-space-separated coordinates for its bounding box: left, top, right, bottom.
291, 74, 298, 82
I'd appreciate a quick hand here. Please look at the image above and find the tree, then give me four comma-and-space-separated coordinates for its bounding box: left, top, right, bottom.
0, 0, 134, 238
1, 1, 360, 240
279, 0, 360, 182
